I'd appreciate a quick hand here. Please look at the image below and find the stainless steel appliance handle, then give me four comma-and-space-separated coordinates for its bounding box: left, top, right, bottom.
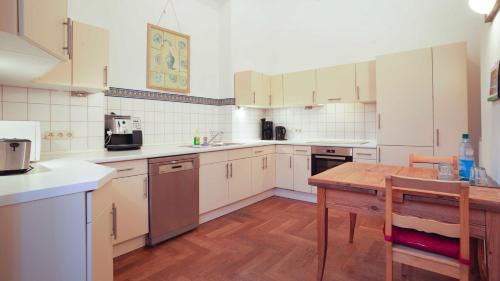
377, 147, 381, 163
158, 161, 194, 174
314, 155, 348, 161
230, 163, 233, 178
355, 153, 372, 156
143, 177, 148, 198
111, 203, 117, 240
226, 163, 229, 179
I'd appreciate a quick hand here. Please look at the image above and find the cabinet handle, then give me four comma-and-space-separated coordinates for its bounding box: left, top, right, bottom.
356, 86, 360, 100
377, 113, 381, 129
262, 157, 265, 170
355, 152, 372, 156
269, 95, 271, 106
295, 149, 308, 153
436, 129, 440, 147
254, 150, 263, 154
62, 18, 72, 59
253, 91, 256, 104
265, 156, 268, 169
111, 203, 117, 240
312, 91, 316, 103
225, 163, 229, 179
143, 177, 148, 198
307, 157, 310, 171
377, 147, 381, 163
289, 155, 292, 168
117, 167, 134, 173
328, 98, 341, 101
104, 66, 108, 87
230, 163, 233, 178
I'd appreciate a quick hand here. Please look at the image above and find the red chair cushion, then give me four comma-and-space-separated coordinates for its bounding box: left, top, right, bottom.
384, 226, 460, 260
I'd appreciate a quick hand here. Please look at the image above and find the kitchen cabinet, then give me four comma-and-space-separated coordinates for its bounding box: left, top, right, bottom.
270, 74, 284, 107
251, 153, 276, 194
228, 158, 253, 203
263, 153, 276, 191
376, 47, 434, 147
283, 70, 316, 106
35, 21, 109, 92
355, 61, 376, 103
199, 161, 229, 214
377, 145, 434, 166
275, 153, 293, 190
316, 64, 356, 104
234, 71, 269, 107
293, 154, 312, 193
432, 42, 468, 157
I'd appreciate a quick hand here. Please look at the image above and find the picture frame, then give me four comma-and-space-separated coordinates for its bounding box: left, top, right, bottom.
488, 60, 499, 102
146, 23, 190, 94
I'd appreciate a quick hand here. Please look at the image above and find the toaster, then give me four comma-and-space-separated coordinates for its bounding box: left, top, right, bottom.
0, 139, 32, 175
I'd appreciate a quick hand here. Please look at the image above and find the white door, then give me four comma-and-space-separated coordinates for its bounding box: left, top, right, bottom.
251, 156, 265, 194
378, 145, 434, 166
263, 154, 276, 191
283, 70, 316, 106
275, 153, 293, 190
376, 48, 434, 146
293, 155, 312, 193
228, 158, 253, 202
89, 203, 114, 281
355, 61, 376, 103
111, 175, 149, 245
432, 42, 468, 157
199, 162, 229, 214
316, 64, 356, 104
270, 74, 284, 107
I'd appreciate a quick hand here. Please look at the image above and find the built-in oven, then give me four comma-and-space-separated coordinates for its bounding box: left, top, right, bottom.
311, 146, 353, 175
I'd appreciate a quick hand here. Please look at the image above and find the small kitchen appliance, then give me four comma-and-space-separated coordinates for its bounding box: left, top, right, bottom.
275, 126, 287, 140
261, 118, 274, 140
104, 114, 143, 151
0, 138, 31, 175
311, 146, 353, 175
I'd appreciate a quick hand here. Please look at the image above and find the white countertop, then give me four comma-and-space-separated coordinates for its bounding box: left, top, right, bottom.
41, 139, 377, 164
0, 159, 116, 207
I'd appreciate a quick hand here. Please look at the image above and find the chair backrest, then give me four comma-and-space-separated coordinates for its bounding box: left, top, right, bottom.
409, 153, 458, 172
385, 175, 470, 261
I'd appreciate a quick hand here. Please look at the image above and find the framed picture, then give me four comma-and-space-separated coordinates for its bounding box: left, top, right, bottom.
488, 61, 499, 102
147, 23, 190, 93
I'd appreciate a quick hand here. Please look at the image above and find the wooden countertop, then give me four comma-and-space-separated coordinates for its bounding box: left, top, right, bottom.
309, 162, 500, 212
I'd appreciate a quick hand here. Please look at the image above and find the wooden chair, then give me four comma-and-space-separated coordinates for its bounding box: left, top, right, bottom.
385, 175, 470, 281
409, 153, 458, 172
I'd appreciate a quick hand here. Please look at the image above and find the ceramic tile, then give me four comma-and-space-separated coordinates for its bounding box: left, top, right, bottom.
88, 106, 104, 122
28, 103, 50, 121
51, 105, 70, 121
70, 95, 88, 106
71, 106, 87, 122
70, 138, 88, 152
28, 88, 50, 104
88, 122, 104, 137
3, 86, 27, 102
71, 122, 88, 138
107, 96, 121, 110
3, 102, 27, 120
50, 91, 70, 105
88, 93, 105, 107
121, 98, 133, 110
51, 139, 70, 152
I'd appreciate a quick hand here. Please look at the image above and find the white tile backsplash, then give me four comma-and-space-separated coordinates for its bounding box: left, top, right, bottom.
28, 88, 51, 104
3, 102, 28, 120
28, 103, 50, 121
50, 91, 70, 105
3, 86, 28, 102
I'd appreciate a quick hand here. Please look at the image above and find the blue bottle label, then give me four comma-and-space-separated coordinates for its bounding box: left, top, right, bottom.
459, 159, 474, 180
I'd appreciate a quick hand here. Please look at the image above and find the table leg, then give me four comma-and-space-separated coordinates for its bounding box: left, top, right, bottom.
486, 212, 500, 281
317, 187, 328, 281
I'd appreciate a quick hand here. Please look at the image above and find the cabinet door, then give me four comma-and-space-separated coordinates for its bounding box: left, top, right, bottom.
316, 64, 356, 104
255, 74, 270, 107
263, 154, 276, 191
356, 61, 376, 103
275, 153, 293, 190
376, 48, 434, 146
228, 158, 253, 202
89, 203, 114, 281
283, 70, 315, 106
378, 145, 434, 166
235, 71, 263, 106
433, 42, 468, 157
72, 21, 109, 91
251, 156, 265, 194
199, 162, 229, 214
112, 175, 149, 245
293, 155, 312, 193
21, 0, 69, 60
270, 74, 284, 107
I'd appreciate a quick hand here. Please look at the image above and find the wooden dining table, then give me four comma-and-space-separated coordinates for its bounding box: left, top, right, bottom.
308, 162, 500, 281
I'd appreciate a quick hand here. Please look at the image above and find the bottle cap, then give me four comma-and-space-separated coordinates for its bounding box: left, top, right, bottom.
462, 133, 469, 139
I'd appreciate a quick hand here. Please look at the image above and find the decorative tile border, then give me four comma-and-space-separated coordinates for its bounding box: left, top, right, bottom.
105, 87, 235, 106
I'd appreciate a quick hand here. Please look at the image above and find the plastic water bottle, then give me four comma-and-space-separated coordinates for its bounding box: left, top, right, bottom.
458, 133, 475, 181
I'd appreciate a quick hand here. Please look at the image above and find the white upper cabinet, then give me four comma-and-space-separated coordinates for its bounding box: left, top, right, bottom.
283, 70, 316, 106
432, 42, 468, 157
0, 0, 68, 83
270, 74, 284, 107
355, 61, 376, 103
234, 71, 269, 107
376, 47, 434, 147
316, 64, 356, 104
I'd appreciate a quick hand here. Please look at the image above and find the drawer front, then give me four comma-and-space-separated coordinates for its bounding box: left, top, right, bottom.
103, 159, 148, 178
252, 145, 275, 156
353, 148, 377, 160
293, 146, 311, 155
200, 150, 228, 165
353, 158, 377, 164
276, 145, 293, 154
227, 148, 253, 160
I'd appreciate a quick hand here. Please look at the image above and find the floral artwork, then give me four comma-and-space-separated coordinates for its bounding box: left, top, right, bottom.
147, 24, 190, 93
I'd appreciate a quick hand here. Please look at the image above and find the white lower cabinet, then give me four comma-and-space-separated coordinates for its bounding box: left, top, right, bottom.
275, 153, 293, 190
252, 154, 276, 194
199, 162, 229, 214
377, 145, 434, 166
293, 154, 312, 193
229, 158, 253, 203
263, 154, 276, 191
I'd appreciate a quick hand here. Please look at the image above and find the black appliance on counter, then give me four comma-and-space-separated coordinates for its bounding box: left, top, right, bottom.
261, 118, 273, 140
311, 146, 353, 175
275, 126, 286, 140
104, 114, 143, 151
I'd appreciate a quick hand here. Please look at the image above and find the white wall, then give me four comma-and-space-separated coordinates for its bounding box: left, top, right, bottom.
68, 0, 223, 99
479, 14, 500, 182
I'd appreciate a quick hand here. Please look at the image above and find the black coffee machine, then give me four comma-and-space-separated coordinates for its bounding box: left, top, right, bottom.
261, 118, 273, 140
275, 126, 286, 140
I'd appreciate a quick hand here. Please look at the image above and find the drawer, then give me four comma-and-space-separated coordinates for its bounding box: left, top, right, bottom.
293, 146, 311, 155
200, 150, 228, 165
353, 148, 377, 160
353, 158, 377, 164
103, 159, 148, 178
227, 148, 252, 160
252, 145, 275, 156
276, 145, 293, 154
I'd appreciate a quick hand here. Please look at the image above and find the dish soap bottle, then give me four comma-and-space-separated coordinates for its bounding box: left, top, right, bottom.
458, 133, 474, 181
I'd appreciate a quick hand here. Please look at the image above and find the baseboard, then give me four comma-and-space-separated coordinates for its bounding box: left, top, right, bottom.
273, 188, 317, 203
113, 235, 146, 258
199, 190, 274, 224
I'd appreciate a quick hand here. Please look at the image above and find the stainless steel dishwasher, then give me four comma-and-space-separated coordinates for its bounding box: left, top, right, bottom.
147, 154, 199, 246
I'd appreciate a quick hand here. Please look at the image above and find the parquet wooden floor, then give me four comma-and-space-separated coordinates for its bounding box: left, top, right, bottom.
114, 197, 464, 281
